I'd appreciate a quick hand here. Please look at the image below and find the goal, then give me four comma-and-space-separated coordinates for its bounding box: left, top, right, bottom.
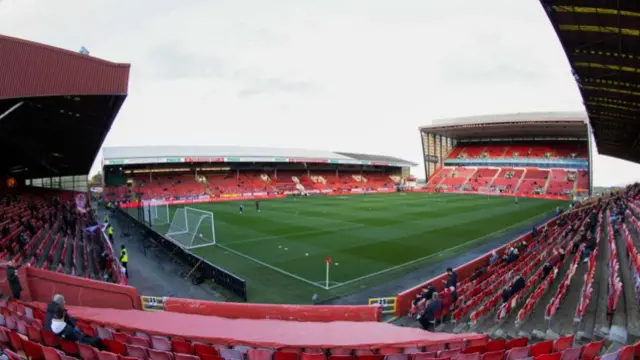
165, 207, 216, 249
142, 202, 170, 226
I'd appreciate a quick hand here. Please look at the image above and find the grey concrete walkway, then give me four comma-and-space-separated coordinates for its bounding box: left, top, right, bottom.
98, 207, 224, 301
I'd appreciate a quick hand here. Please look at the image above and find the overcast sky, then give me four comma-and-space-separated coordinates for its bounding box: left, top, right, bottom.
1, 0, 639, 186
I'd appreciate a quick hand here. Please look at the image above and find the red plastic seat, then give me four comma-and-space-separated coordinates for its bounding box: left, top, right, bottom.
302, 354, 327, 360
42, 346, 63, 360
482, 351, 505, 360
554, 336, 574, 353
199, 355, 225, 360
248, 349, 275, 360
151, 336, 172, 351
3, 349, 21, 360
78, 342, 101, 360
581, 342, 604, 360
530, 342, 553, 357
465, 346, 487, 355
113, 332, 131, 344
175, 355, 200, 360
425, 344, 446, 352
506, 347, 530, 360
506, 339, 529, 350
41, 330, 60, 347
26, 325, 42, 343
60, 339, 79, 355
487, 341, 507, 353
131, 336, 152, 348
194, 343, 218, 356
618, 346, 635, 360
97, 351, 119, 360
357, 356, 384, 360
559, 348, 580, 360
413, 353, 438, 360
171, 340, 194, 354
329, 356, 355, 360
23, 339, 45, 360
274, 351, 301, 360
7, 330, 23, 351
331, 349, 354, 356
149, 349, 175, 360
126, 344, 150, 359
104, 339, 127, 356
535, 353, 561, 360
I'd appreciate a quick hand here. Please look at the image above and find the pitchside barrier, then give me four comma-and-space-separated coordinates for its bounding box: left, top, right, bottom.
368, 297, 398, 315
117, 207, 249, 301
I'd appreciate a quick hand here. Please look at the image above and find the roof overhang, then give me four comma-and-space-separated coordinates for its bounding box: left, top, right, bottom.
102, 146, 417, 168
539, 2, 640, 163
419, 112, 588, 139
0, 35, 130, 178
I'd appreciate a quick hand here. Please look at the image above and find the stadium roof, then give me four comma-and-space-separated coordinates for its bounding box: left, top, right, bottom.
102, 146, 417, 167
419, 111, 588, 139
0, 35, 130, 178
540, 2, 640, 163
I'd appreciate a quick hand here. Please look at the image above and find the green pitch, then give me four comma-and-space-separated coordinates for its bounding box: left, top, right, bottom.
137, 193, 568, 304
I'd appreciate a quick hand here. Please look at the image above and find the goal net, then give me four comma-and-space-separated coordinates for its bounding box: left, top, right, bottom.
165, 207, 216, 249
142, 202, 170, 227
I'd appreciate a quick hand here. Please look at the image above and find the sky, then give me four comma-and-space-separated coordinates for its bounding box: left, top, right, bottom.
1, 0, 639, 186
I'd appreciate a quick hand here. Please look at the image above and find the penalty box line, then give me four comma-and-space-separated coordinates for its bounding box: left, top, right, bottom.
215, 243, 327, 290
326, 209, 553, 290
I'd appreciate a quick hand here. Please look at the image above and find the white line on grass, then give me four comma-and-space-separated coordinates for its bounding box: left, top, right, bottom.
223, 223, 365, 245
215, 243, 327, 289
327, 210, 551, 290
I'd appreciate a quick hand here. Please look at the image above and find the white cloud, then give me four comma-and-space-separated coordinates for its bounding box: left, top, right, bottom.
1, 0, 639, 186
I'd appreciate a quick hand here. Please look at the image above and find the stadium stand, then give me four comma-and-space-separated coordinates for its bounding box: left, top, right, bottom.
420, 113, 591, 200
101, 146, 415, 202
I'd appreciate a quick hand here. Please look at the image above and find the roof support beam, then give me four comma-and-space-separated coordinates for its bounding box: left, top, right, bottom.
0, 101, 23, 123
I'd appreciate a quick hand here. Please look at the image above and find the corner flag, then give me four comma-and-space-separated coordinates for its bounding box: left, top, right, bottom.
325, 257, 332, 289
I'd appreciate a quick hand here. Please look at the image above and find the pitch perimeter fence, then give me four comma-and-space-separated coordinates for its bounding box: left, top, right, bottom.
117, 206, 248, 301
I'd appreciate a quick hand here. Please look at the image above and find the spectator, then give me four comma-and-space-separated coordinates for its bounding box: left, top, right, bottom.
419, 292, 442, 330
45, 294, 76, 333
120, 245, 129, 278
471, 266, 485, 281
489, 251, 499, 265
50, 306, 103, 348
1, 260, 22, 299
410, 285, 436, 317
502, 274, 526, 304
548, 249, 565, 267
542, 263, 553, 280
443, 267, 457, 289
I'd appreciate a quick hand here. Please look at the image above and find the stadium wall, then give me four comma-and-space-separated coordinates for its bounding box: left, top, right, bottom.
0, 265, 141, 310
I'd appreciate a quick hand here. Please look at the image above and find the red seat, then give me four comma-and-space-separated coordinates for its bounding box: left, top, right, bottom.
126, 344, 150, 359
131, 336, 152, 348
151, 336, 172, 352
329, 356, 356, 360
171, 340, 194, 354
194, 343, 218, 356
482, 351, 505, 360
535, 353, 561, 360
97, 351, 120, 360
42, 346, 63, 360
248, 349, 275, 360
175, 355, 200, 360
465, 346, 487, 355
554, 336, 574, 353
78, 342, 101, 360
26, 325, 42, 343
3, 349, 21, 360
559, 347, 580, 360
530, 342, 553, 357
274, 351, 301, 360
60, 339, 79, 355
439, 350, 461, 359
302, 354, 327, 360
149, 349, 175, 360
506, 347, 530, 360
199, 355, 225, 360
113, 332, 131, 344
7, 330, 23, 351
23, 339, 45, 360
357, 356, 384, 360
487, 341, 507, 353
506, 339, 529, 350
42, 331, 60, 348
104, 339, 127, 356
581, 341, 604, 360
618, 346, 635, 360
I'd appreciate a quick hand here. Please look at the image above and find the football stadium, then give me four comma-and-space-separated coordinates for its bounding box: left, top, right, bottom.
1, 0, 640, 358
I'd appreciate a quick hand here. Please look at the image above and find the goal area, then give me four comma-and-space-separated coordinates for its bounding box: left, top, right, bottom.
142, 202, 170, 226
165, 207, 216, 249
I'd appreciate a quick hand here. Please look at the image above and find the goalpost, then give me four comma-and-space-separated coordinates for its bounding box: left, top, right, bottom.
142, 201, 170, 226
165, 207, 216, 249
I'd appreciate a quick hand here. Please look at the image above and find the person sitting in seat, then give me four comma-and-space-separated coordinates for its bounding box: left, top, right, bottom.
45, 294, 76, 333
418, 292, 442, 330
50, 306, 103, 348
442, 268, 457, 289
502, 274, 526, 304
489, 251, 499, 265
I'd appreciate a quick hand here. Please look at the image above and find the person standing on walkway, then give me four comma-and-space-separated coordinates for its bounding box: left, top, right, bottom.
2, 260, 22, 299
107, 224, 114, 243
120, 245, 129, 278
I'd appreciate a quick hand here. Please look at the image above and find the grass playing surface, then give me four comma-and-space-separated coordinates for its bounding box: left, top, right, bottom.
135, 193, 568, 304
